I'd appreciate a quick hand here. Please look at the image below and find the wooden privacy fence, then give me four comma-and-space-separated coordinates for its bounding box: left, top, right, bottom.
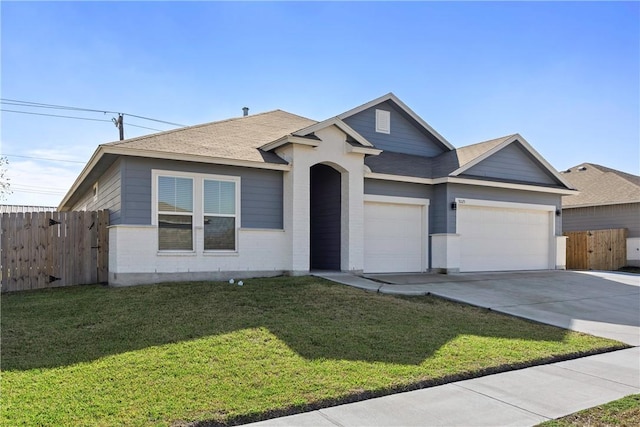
1, 211, 109, 292
564, 228, 627, 271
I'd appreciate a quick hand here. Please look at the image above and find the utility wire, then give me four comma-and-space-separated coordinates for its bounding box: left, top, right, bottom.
2, 154, 86, 164
1, 98, 187, 127
1, 109, 163, 131
1, 109, 112, 122
12, 183, 67, 192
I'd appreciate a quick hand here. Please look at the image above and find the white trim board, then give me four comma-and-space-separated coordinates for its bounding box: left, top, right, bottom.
364, 194, 430, 206
455, 198, 555, 212
364, 172, 578, 195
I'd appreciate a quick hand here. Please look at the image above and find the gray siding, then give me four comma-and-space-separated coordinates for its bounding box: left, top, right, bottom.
431, 184, 449, 234
71, 159, 122, 225
444, 184, 563, 235
364, 179, 432, 200
120, 157, 283, 229
463, 143, 558, 185
563, 203, 640, 237
343, 101, 447, 157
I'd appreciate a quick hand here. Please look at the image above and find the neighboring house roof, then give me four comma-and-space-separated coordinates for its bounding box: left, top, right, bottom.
561, 163, 640, 208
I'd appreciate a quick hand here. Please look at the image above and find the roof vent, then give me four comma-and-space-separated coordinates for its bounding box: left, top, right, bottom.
242, 107, 249, 117
577, 166, 587, 171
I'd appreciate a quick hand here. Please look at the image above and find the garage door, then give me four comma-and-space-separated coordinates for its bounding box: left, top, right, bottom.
364, 198, 427, 273
457, 200, 553, 272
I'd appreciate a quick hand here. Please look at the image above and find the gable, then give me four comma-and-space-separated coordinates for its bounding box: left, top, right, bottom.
341, 101, 449, 157
462, 142, 559, 185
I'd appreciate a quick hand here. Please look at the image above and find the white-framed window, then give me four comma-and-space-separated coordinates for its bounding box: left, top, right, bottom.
157, 175, 194, 251
152, 170, 240, 252
203, 179, 237, 251
375, 109, 390, 134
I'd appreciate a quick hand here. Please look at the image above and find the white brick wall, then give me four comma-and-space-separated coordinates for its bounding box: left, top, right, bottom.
278, 126, 366, 273
109, 225, 288, 276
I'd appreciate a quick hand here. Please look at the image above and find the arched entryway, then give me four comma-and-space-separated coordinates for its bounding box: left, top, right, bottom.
310, 163, 342, 270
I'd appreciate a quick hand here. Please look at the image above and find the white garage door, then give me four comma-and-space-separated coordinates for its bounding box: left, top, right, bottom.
457, 201, 553, 272
364, 198, 427, 273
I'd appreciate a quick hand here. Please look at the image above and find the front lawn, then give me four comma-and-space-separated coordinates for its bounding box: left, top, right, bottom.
539, 394, 640, 426
1, 276, 625, 426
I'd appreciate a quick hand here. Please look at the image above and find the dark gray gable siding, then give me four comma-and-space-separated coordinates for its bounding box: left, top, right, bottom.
342, 101, 447, 157
563, 203, 640, 238
71, 159, 122, 225
364, 178, 432, 200
462, 143, 559, 185
120, 157, 283, 229
441, 183, 563, 235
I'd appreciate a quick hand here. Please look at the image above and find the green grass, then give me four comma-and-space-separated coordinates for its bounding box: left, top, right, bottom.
539, 394, 640, 426
1, 276, 626, 426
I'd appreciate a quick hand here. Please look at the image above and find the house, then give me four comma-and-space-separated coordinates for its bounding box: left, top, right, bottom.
59, 93, 576, 286
561, 163, 640, 267
0, 205, 57, 213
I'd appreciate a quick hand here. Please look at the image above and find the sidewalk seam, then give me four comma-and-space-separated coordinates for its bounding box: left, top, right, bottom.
317, 410, 346, 427
550, 363, 640, 390
452, 383, 551, 421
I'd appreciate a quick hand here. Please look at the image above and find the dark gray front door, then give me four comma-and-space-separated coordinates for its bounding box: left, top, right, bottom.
310, 164, 341, 270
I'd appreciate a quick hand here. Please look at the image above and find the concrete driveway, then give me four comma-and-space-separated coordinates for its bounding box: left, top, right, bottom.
366, 270, 640, 346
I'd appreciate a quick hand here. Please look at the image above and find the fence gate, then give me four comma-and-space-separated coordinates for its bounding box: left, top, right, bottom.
1, 211, 109, 292
564, 228, 627, 271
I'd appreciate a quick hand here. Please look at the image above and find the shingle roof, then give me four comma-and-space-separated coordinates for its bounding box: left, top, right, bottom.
104, 110, 317, 164
431, 135, 514, 178
561, 163, 640, 207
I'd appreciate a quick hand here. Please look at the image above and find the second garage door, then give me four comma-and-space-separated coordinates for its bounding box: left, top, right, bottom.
364, 196, 428, 273
457, 200, 554, 272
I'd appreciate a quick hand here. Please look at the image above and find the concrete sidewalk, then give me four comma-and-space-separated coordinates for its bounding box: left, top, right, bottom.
245, 347, 639, 426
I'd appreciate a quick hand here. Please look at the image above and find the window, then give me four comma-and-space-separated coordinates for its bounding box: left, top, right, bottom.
157, 176, 193, 250
375, 109, 390, 134
203, 179, 237, 250
153, 170, 240, 252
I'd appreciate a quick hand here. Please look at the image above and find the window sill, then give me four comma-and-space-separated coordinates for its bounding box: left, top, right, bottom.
157, 251, 197, 257
203, 250, 239, 257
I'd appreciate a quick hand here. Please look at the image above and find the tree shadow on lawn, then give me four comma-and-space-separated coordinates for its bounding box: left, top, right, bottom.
1, 276, 614, 371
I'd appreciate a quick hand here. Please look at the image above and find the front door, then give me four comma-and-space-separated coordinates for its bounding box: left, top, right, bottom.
310, 164, 341, 270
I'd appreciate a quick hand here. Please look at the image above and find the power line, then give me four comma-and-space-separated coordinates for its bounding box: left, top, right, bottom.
0, 98, 187, 127
1, 109, 112, 122
1, 109, 162, 131
2, 154, 86, 164
11, 186, 67, 195
124, 123, 163, 132
12, 183, 67, 192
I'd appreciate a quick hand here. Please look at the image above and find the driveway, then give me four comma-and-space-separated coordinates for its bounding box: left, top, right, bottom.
366, 270, 640, 346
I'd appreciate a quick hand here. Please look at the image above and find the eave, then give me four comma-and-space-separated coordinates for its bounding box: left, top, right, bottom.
364, 172, 579, 195
58, 145, 291, 210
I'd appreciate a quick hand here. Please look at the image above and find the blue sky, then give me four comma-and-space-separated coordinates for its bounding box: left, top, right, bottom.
1, 1, 638, 206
